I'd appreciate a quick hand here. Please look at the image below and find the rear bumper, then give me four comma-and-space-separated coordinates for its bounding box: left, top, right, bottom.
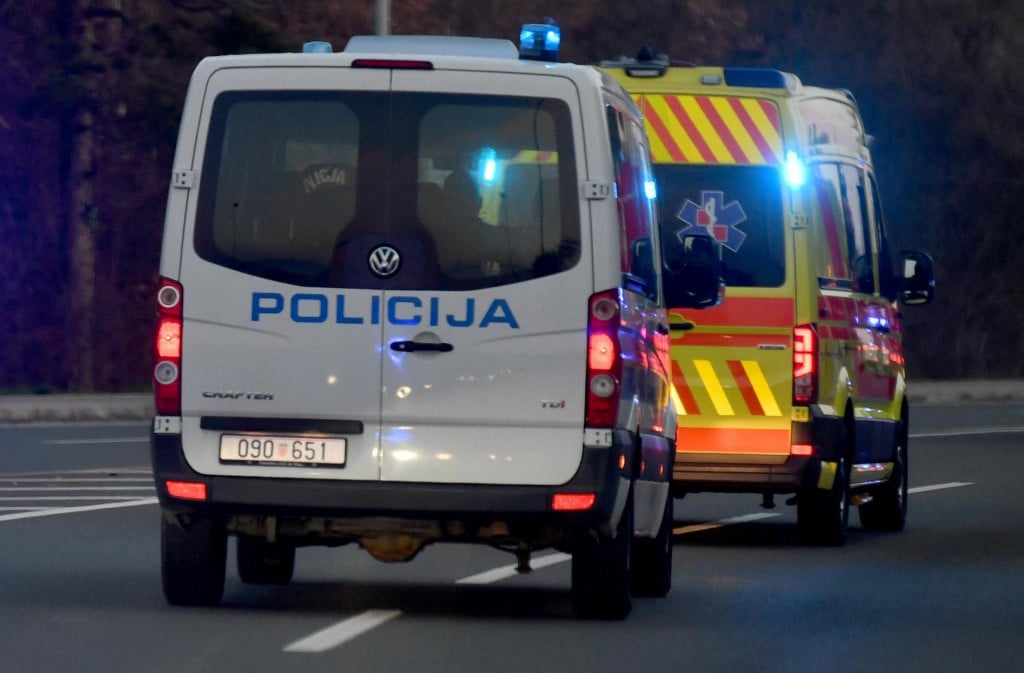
672, 405, 844, 495
151, 430, 634, 532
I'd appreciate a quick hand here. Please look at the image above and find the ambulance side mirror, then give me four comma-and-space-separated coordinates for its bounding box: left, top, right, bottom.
663, 234, 725, 309
899, 250, 935, 306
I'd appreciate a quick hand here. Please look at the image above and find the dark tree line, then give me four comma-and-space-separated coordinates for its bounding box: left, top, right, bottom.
1, 0, 1020, 391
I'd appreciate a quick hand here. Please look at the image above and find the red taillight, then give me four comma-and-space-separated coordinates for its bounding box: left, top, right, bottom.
552, 493, 596, 511
793, 324, 818, 404
585, 290, 623, 428
153, 278, 183, 415
166, 480, 206, 501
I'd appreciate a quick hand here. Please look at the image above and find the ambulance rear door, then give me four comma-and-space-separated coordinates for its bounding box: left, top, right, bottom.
642, 93, 797, 466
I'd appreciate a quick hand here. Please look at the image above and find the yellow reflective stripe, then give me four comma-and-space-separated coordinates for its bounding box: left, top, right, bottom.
695, 360, 734, 415
741, 360, 782, 416
680, 97, 733, 163
741, 98, 783, 159
646, 96, 704, 163
670, 383, 687, 416
818, 461, 837, 490
708, 97, 759, 163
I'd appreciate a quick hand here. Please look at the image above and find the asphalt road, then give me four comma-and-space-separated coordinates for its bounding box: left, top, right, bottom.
1, 402, 1023, 673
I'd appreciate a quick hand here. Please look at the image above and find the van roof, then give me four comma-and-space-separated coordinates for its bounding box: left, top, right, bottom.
344, 35, 519, 59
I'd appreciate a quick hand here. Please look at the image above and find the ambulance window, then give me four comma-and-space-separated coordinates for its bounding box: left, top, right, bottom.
607, 106, 660, 300
839, 164, 875, 294
195, 91, 361, 285
869, 174, 897, 300
813, 164, 852, 288
654, 164, 785, 288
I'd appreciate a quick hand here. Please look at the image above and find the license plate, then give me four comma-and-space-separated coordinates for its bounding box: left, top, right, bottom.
219, 434, 346, 467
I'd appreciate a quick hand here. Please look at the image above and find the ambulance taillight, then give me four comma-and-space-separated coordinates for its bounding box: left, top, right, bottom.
792, 325, 818, 404
585, 290, 623, 428
153, 278, 182, 415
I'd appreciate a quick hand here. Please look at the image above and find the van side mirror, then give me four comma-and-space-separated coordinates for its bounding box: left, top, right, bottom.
663, 234, 725, 309
899, 250, 935, 306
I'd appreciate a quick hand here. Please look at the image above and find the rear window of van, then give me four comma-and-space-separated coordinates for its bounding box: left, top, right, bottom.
194, 91, 580, 290
654, 164, 785, 288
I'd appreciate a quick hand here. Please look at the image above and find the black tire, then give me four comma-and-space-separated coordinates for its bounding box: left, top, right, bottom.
797, 453, 850, 546
859, 420, 908, 531
161, 513, 226, 606
571, 494, 633, 619
237, 536, 296, 585
631, 493, 673, 598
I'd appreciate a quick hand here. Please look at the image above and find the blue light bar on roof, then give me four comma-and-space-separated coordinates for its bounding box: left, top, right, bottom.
303, 41, 333, 53
519, 21, 560, 62
723, 67, 788, 88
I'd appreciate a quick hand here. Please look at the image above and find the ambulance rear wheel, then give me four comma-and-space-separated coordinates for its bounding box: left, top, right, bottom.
797, 454, 850, 546
571, 494, 633, 619
161, 512, 226, 606
859, 421, 908, 531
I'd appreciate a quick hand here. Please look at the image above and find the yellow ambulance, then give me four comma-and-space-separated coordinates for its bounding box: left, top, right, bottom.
601, 51, 935, 545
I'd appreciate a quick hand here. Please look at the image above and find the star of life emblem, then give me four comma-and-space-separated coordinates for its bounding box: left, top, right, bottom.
675, 190, 747, 252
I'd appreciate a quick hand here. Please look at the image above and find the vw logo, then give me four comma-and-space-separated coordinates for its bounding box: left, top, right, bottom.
368, 245, 401, 278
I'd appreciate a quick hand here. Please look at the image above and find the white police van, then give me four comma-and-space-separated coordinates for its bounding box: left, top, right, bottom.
151, 24, 720, 619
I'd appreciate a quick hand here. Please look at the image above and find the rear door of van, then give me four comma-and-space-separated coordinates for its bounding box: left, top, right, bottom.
379, 67, 590, 485
175, 61, 591, 487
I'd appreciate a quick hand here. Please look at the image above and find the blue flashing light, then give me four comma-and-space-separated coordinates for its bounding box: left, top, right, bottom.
480, 148, 497, 183
303, 41, 333, 54
644, 179, 657, 200
723, 67, 787, 89
519, 21, 560, 62
784, 151, 806, 188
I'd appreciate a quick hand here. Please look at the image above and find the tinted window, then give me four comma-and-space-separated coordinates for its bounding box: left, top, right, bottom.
195, 91, 579, 290
839, 164, 874, 294
608, 106, 660, 300
654, 165, 785, 288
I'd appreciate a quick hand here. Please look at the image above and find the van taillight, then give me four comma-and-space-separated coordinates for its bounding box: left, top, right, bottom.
153, 278, 183, 415
793, 324, 818, 404
585, 290, 623, 428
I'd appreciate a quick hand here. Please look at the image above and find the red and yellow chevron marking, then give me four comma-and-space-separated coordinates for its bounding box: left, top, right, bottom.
636, 94, 783, 165
670, 358, 782, 418
508, 150, 558, 164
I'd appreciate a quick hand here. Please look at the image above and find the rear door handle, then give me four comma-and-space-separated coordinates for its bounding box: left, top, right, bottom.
389, 340, 454, 353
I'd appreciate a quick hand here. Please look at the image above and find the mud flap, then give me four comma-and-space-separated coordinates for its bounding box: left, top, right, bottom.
817, 460, 838, 490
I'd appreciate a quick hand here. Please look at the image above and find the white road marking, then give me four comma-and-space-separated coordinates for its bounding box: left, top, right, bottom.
0, 486, 153, 491
0, 497, 158, 522
907, 481, 974, 494
911, 427, 1024, 438
283, 609, 402, 653
455, 551, 571, 585
673, 511, 782, 536
42, 437, 149, 445
0, 477, 153, 483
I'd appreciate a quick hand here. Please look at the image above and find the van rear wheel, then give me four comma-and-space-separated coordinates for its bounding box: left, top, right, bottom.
571, 495, 633, 619
161, 513, 226, 606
